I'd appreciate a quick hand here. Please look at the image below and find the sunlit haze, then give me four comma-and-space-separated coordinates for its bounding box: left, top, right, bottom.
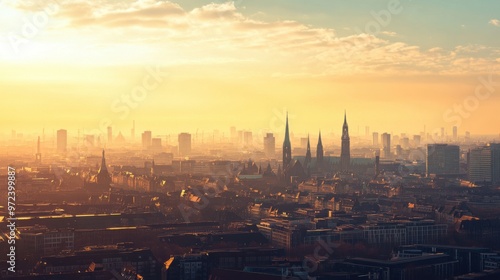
1, 0, 499, 138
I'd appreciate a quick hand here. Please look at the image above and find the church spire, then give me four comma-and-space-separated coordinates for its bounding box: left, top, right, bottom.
316, 131, 324, 171
340, 111, 351, 172
282, 112, 292, 169
96, 149, 111, 187
99, 150, 108, 173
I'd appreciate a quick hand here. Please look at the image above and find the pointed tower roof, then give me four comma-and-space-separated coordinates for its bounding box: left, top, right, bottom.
317, 131, 323, 146
284, 112, 290, 144
305, 134, 311, 159
98, 150, 108, 173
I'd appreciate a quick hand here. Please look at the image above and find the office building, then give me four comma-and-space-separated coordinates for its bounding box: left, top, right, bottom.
426, 144, 460, 176
178, 133, 192, 156
142, 131, 152, 149
263, 133, 276, 159
468, 146, 492, 183
57, 129, 67, 153
373, 132, 379, 147
382, 133, 391, 158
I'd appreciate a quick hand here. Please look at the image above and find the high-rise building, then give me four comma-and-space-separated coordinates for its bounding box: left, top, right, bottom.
469, 144, 500, 185
316, 131, 324, 171
151, 138, 162, 151
468, 147, 492, 183
243, 131, 253, 146
382, 133, 391, 158
340, 112, 351, 172
283, 113, 292, 169
453, 126, 458, 141
263, 133, 276, 159
373, 132, 379, 147
142, 131, 152, 149
413, 135, 421, 147
491, 144, 500, 185
107, 126, 112, 145
401, 137, 410, 149
426, 144, 460, 176
365, 126, 370, 139
57, 129, 67, 153
178, 133, 192, 156
35, 136, 41, 164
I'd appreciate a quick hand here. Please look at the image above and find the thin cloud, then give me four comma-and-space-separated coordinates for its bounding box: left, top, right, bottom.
489, 19, 500, 27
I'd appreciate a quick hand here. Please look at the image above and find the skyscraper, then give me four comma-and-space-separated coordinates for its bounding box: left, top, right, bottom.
340, 111, 351, 172
35, 136, 41, 164
282, 113, 292, 169
316, 131, 324, 171
178, 133, 192, 156
142, 131, 152, 149
468, 146, 492, 183
469, 144, 500, 185
413, 135, 421, 147
151, 138, 162, 152
57, 129, 67, 153
263, 133, 276, 159
491, 144, 500, 186
426, 144, 460, 176
453, 126, 458, 141
243, 131, 253, 146
382, 133, 391, 158
373, 132, 379, 147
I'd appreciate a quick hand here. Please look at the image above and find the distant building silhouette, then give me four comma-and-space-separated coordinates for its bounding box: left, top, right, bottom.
96, 150, 111, 188
316, 131, 324, 172
340, 111, 351, 172
263, 133, 276, 159
373, 132, 379, 147
151, 137, 162, 152
468, 143, 500, 185
178, 133, 192, 156
282, 113, 292, 169
382, 133, 391, 158
142, 131, 152, 150
56, 129, 67, 153
426, 144, 460, 176
35, 136, 42, 165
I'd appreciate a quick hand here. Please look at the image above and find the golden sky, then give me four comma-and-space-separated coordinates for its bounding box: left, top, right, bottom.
1, 0, 499, 137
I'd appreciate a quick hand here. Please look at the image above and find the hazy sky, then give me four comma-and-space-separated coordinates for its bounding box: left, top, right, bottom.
1, 0, 499, 138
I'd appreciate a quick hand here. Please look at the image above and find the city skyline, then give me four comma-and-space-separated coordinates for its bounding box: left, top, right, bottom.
1, 0, 500, 135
